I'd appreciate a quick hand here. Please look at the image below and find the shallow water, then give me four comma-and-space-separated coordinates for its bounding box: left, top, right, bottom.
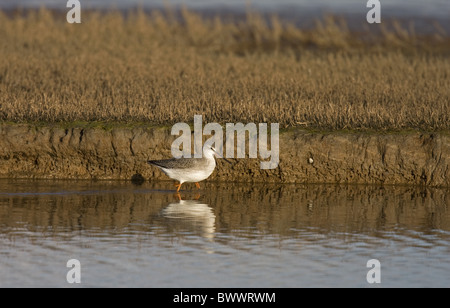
0, 179, 449, 288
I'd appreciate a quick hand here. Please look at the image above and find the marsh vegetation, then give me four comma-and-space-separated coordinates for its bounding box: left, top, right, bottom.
0, 8, 448, 130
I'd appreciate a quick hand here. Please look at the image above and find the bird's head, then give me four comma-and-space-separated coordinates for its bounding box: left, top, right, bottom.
204, 145, 232, 164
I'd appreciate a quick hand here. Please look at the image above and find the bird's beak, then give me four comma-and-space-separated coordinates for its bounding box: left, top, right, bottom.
211, 148, 233, 165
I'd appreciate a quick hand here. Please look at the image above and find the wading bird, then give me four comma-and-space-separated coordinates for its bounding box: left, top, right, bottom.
147, 146, 231, 192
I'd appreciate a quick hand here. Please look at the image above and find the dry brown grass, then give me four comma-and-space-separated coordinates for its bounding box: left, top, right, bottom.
0, 8, 449, 130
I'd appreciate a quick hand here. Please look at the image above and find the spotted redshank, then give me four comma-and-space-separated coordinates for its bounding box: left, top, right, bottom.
147, 146, 230, 192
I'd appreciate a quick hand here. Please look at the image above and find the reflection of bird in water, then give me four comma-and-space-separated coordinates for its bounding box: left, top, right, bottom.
147, 145, 231, 192
162, 199, 216, 239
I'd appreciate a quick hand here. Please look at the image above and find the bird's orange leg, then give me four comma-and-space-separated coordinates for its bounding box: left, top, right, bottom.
174, 192, 182, 201
174, 182, 183, 192
195, 182, 200, 189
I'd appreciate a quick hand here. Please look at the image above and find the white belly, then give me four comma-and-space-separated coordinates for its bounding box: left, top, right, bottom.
161, 162, 216, 184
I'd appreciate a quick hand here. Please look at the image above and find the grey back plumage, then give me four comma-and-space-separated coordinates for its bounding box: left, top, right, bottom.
147, 157, 211, 170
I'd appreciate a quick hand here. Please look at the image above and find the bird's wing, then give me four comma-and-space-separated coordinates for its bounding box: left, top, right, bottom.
147, 158, 203, 169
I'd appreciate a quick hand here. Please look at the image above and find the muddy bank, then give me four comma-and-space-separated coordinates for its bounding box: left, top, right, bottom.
0, 123, 448, 187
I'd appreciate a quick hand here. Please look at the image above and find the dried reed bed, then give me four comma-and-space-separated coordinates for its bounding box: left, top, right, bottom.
0, 8, 449, 130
